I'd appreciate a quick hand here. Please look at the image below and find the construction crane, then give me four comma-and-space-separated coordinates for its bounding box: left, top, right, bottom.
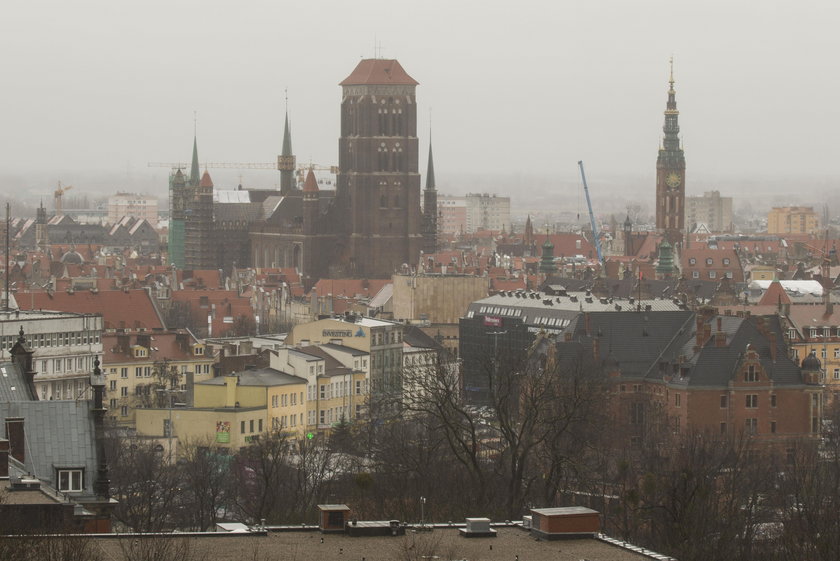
54, 182, 73, 214
577, 160, 604, 264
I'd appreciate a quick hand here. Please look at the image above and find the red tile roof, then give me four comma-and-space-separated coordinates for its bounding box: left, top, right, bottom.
302, 170, 319, 192
17, 289, 165, 331
758, 280, 792, 306
200, 170, 213, 188
339, 59, 418, 86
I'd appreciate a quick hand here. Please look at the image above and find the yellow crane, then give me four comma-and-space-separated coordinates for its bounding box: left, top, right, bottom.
54, 182, 73, 214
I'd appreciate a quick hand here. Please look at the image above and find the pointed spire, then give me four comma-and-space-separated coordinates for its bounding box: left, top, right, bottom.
189, 135, 201, 188
425, 133, 436, 191
302, 169, 319, 193
282, 107, 293, 158
278, 94, 297, 195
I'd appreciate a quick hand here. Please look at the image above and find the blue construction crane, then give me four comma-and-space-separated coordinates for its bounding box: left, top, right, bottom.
577, 160, 603, 264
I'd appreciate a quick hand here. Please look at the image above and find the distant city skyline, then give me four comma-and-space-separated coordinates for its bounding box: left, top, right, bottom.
2, 1, 839, 204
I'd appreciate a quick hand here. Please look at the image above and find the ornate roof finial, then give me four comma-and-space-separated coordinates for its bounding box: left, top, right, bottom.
668, 56, 675, 92
18, 325, 25, 344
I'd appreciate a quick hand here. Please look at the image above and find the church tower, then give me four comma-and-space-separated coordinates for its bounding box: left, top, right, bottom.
184, 170, 215, 270
277, 107, 296, 195
655, 58, 686, 247
422, 137, 437, 255
337, 59, 422, 277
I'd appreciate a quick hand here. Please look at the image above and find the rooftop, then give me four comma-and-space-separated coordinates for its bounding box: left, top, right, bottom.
92, 526, 663, 561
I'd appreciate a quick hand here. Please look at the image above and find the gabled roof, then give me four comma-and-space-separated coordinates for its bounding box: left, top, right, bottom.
340, 59, 418, 86
758, 279, 792, 306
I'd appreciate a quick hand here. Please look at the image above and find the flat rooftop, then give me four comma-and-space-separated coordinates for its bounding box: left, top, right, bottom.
91, 527, 666, 561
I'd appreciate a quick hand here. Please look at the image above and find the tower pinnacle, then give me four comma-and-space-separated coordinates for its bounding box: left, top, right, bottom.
655, 58, 686, 247
189, 135, 201, 188
278, 98, 296, 195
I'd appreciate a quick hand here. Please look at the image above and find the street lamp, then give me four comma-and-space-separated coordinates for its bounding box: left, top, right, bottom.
420, 496, 426, 527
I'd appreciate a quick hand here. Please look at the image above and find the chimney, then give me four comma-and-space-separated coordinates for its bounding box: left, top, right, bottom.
5, 417, 25, 463
116, 332, 130, 353
715, 330, 726, 347
769, 332, 777, 362
225, 375, 238, 408
0, 438, 9, 478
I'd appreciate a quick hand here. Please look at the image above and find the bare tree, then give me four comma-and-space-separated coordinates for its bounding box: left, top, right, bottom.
106, 433, 181, 532
176, 438, 233, 530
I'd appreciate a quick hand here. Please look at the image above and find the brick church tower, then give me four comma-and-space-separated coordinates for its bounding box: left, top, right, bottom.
655, 58, 686, 247
337, 59, 422, 277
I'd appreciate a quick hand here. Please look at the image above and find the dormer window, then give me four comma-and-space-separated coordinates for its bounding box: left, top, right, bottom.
57, 468, 84, 492
745, 364, 758, 382
194, 346, 204, 356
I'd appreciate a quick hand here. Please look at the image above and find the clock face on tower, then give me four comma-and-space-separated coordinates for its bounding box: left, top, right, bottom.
665, 172, 681, 189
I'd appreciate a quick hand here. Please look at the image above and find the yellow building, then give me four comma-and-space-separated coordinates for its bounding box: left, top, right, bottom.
102, 330, 215, 426
134, 367, 307, 456
787, 306, 840, 400
768, 206, 819, 235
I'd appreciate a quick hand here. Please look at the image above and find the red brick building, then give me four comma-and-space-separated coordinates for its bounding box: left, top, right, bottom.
564, 310, 822, 443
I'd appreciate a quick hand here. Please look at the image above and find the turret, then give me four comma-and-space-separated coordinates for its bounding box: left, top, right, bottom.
302, 169, 320, 235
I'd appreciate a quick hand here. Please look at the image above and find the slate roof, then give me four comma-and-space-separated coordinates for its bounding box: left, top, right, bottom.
197, 367, 305, 387
214, 202, 264, 223
567, 311, 694, 377
0, 360, 34, 401
0, 379, 98, 497
565, 311, 804, 388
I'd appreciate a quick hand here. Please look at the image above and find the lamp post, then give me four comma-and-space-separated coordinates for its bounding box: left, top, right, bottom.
420, 496, 426, 527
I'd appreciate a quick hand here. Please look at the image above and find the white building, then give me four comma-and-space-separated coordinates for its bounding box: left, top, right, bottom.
465, 193, 511, 233
0, 309, 104, 401
107, 192, 159, 226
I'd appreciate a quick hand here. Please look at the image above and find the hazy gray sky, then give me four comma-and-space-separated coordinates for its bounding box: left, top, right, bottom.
2, 0, 839, 197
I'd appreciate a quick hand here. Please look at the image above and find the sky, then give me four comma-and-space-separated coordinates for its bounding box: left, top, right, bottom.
2, 0, 839, 208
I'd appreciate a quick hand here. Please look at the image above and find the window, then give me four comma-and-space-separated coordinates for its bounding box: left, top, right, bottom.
120, 406, 128, 417
745, 418, 758, 435
241, 421, 246, 434
689, 258, 696, 265
258, 419, 263, 432
745, 365, 758, 382
271, 395, 278, 408
319, 410, 326, 424
723, 258, 730, 266
709, 271, 717, 279
720, 422, 727, 434
674, 393, 681, 407
135, 367, 142, 377
109, 380, 117, 391
320, 385, 326, 399
771, 394, 777, 407
120, 368, 128, 379
834, 368, 840, 380
120, 387, 128, 397
835, 348, 840, 359
630, 402, 644, 425
692, 271, 700, 279
771, 421, 777, 434
57, 469, 83, 492
746, 394, 758, 408
706, 258, 713, 265
249, 420, 254, 433
720, 395, 728, 408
